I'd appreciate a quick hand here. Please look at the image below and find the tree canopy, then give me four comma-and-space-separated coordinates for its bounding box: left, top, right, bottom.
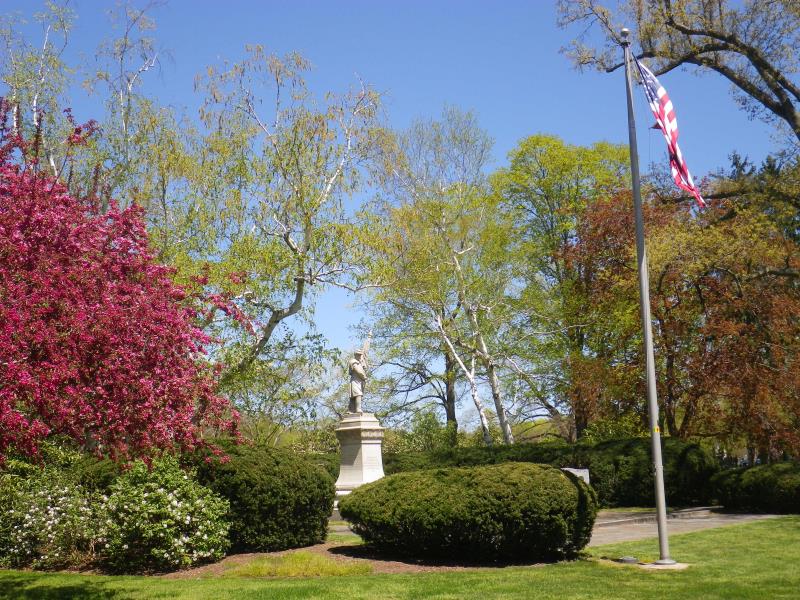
558, 0, 800, 144
0, 119, 237, 461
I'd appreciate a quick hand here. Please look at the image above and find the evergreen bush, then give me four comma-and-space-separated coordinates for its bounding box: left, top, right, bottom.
383, 437, 718, 507
66, 456, 121, 493
712, 462, 800, 513
196, 444, 334, 552
306, 452, 340, 480
339, 462, 597, 562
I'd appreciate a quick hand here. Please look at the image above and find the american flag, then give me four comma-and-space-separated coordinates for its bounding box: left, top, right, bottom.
634, 58, 705, 207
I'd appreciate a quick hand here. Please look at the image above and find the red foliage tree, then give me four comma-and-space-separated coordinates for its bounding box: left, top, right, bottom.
0, 116, 237, 461
565, 189, 800, 457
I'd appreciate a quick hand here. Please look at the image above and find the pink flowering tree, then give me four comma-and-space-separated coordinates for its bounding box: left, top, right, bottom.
0, 107, 238, 462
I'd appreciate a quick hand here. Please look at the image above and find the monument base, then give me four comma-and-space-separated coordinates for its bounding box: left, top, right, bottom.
334, 412, 385, 501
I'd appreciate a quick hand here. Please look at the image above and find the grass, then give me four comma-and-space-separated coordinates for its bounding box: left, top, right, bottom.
222, 552, 371, 578
0, 516, 798, 599
325, 532, 362, 545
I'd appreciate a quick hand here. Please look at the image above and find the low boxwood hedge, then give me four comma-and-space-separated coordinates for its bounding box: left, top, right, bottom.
712, 462, 800, 513
339, 462, 597, 562
195, 444, 335, 552
383, 437, 718, 507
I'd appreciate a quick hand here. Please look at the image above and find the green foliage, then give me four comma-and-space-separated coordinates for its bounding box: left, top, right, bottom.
383, 439, 573, 475
492, 135, 632, 440
385, 437, 719, 507
65, 456, 121, 493
102, 457, 230, 573
305, 453, 340, 480
340, 462, 597, 561
0, 473, 18, 560
1, 469, 102, 570
712, 462, 800, 513
581, 414, 646, 444
284, 420, 340, 455
383, 412, 460, 454
196, 444, 334, 552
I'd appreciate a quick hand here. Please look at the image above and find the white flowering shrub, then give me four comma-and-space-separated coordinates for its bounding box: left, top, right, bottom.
101, 456, 230, 572
2, 470, 102, 569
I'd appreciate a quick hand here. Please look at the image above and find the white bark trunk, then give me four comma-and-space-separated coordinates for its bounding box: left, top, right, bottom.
436, 315, 492, 445
469, 310, 514, 444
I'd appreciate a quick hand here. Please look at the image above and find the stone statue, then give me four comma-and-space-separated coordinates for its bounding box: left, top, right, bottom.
336, 330, 384, 500
348, 333, 371, 413
348, 350, 367, 413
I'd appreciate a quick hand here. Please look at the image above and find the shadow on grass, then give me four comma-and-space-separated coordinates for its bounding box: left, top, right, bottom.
328, 543, 571, 569
0, 572, 121, 600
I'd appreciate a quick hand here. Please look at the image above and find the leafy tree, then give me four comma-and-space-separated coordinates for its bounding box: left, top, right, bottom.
360, 107, 519, 444
646, 198, 800, 456
0, 117, 236, 461
492, 134, 631, 440
558, 0, 800, 143
0, 1, 74, 175
1, 2, 387, 428
562, 175, 800, 458
189, 46, 382, 396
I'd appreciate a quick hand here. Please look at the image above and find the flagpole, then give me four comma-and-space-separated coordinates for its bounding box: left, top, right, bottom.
620, 26, 675, 566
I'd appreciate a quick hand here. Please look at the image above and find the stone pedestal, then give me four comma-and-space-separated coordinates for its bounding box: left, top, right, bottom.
561, 467, 591, 485
334, 412, 385, 500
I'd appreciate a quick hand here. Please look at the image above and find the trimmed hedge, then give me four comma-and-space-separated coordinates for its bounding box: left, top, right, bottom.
384, 437, 719, 507
712, 462, 800, 513
196, 444, 335, 552
306, 452, 340, 480
339, 463, 597, 562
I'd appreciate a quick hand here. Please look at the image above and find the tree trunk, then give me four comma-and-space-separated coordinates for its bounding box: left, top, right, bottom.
469, 311, 514, 445
436, 316, 492, 446
663, 346, 680, 437
443, 350, 459, 447
573, 398, 588, 441
485, 358, 514, 444
469, 373, 493, 446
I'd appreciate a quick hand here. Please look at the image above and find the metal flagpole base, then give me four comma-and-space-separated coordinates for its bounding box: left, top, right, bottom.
654, 558, 677, 566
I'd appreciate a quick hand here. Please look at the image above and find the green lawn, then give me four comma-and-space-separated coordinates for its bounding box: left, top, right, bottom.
1, 517, 798, 599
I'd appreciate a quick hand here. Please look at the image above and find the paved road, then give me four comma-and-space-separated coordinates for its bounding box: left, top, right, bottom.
588, 510, 778, 546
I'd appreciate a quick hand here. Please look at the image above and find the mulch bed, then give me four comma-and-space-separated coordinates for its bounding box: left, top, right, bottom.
162, 540, 550, 578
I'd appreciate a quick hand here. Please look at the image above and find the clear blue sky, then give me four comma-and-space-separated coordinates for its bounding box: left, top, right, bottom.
5, 0, 781, 353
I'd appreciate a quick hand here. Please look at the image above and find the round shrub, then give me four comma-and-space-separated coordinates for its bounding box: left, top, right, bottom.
712, 462, 800, 513
384, 437, 719, 507
102, 457, 230, 573
339, 463, 597, 562
2, 469, 102, 569
195, 444, 335, 552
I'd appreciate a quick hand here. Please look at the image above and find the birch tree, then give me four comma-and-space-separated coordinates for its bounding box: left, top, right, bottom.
195, 46, 382, 388
0, 1, 74, 173
359, 107, 519, 444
